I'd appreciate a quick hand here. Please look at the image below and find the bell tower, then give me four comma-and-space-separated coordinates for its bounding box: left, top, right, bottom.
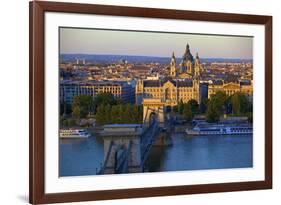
194, 53, 200, 78
170, 52, 177, 77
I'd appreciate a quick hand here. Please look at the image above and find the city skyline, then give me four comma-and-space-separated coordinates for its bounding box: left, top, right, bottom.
60, 27, 253, 59
59, 27, 254, 177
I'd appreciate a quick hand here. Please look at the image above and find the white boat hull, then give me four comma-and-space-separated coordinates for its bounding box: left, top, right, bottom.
59, 129, 91, 139
186, 130, 252, 135
60, 134, 90, 139
186, 123, 253, 136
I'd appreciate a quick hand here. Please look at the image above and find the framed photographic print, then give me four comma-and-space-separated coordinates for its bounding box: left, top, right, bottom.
29, 1, 272, 204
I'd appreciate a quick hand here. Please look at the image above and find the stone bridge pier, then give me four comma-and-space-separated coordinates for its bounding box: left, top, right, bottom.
98, 98, 168, 175
99, 124, 143, 174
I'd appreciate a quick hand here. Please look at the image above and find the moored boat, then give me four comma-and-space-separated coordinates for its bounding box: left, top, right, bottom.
186, 123, 253, 135
60, 129, 91, 139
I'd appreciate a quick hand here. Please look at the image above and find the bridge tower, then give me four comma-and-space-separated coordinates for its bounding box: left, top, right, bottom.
142, 98, 165, 128
99, 124, 143, 174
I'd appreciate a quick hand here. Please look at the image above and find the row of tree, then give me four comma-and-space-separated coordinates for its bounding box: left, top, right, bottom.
61, 91, 252, 125
205, 91, 252, 122
62, 93, 143, 125
172, 92, 252, 123
173, 99, 199, 121
71, 93, 119, 119
95, 104, 143, 124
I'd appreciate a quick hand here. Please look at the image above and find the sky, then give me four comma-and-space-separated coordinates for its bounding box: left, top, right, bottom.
60, 27, 253, 59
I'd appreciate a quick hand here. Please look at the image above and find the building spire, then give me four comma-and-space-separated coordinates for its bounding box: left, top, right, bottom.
194, 52, 200, 78
170, 51, 177, 77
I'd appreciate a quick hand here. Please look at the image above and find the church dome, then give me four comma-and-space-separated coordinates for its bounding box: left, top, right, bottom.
182, 43, 194, 62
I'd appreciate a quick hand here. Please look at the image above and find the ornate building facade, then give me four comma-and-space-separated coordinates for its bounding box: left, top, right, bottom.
136, 44, 202, 106
208, 80, 253, 101
173, 44, 202, 79
135, 77, 199, 106
136, 43, 253, 107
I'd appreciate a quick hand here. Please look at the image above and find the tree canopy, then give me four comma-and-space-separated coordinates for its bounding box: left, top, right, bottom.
183, 103, 193, 122
178, 99, 184, 114
206, 91, 227, 122
176, 99, 199, 122
93, 93, 116, 107
95, 104, 143, 125
187, 99, 199, 115
206, 91, 252, 122
72, 94, 94, 118
230, 92, 249, 115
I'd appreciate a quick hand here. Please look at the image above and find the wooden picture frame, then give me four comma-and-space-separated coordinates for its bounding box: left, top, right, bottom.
29, 1, 272, 204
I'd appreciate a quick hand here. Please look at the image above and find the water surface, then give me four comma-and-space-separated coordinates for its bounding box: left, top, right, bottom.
59, 133, 253, 176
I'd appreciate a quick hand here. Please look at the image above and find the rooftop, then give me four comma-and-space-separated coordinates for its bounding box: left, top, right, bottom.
60, 80, 130, 86
143, 78, 193, 88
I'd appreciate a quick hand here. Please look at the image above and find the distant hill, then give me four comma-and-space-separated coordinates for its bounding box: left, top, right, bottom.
60, 54, 253, 64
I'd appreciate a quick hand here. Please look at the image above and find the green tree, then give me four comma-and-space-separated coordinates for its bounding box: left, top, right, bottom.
110, 105, 120, 123
72, 106, 81, 119
183, 103, 193, 122
104, 104, 112, 123
93, 93, 116, 113
117, 105, 125, 123
211, 91, 227, 113
116, 104, 124, 123
132, 105, 140, 122
231, 92, 249, 115
72, 94, 94, 118
125, 104, 135, 123
187, 99, 199, 115
206, 100, 220, 122
116, 98, 124, 105
95, 103, 143, 125
122, 104, 132, 123
246, 112, 253, 123
206, 91, 227, 122
137, 105, 143, 123
178, 99, 184, 114
95, 104, 106, 124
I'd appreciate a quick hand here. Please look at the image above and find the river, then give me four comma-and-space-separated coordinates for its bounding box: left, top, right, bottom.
59, 133, 252, 176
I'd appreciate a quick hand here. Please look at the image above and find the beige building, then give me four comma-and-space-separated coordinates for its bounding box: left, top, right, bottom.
136, 77, 200, 107
208, 80, 253, 100
136, 78, 253, 107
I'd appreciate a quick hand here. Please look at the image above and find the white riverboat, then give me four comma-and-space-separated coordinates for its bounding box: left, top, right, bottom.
60, 129, 91, 139
186, 123, 253, 135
